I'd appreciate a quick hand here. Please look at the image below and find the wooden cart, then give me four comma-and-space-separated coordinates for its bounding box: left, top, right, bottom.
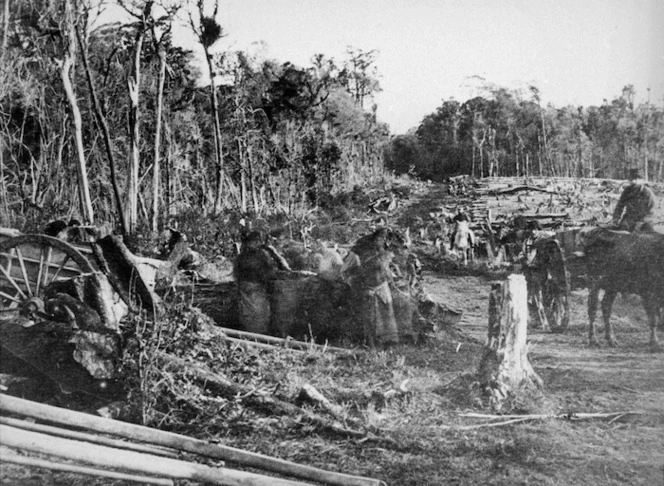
0, 227, 166, 381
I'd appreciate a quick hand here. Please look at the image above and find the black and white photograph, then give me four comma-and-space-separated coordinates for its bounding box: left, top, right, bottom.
1, 1, 663, 484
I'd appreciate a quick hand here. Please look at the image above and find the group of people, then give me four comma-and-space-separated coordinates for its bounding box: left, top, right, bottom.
234, 167, 657, 348
234, 227, 402, 349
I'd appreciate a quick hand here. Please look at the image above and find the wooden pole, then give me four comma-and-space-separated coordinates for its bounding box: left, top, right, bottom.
0, 394, 384, 486
477, 274, 543, 409
215, 326, 352, 354
1, 424, 312, 486
1, 449, 174, 486
224, 336, 305, 353
0, 416, 178, 459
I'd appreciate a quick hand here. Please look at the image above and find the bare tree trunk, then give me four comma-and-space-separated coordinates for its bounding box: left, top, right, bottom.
1, 0, 9, 54
164, 123, 174, 217
205, 52, 224, 214
151, 45, 166, 232
128, 57, 141, 232
127, 4, 151, 233
59, 1, 94, 224
76, 25, 127, 235
238, 139, 247, 213
478, 274, 542, 410
0, 135, 8, 223
247, 145, 259, 212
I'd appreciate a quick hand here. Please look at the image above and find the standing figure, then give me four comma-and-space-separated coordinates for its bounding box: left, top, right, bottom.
234, 231, 277, 334
343, 228, 399, 348
612, 168, 656, 232
450, 212, 475, 265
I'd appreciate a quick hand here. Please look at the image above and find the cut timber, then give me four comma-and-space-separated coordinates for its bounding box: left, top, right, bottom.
0, 394, 384, 486
214, 326, 353, 354
520, 213, 569, 220
478, 274, 543, 409
0, 416, 178, 458
493, 185, 559, 195
1, 424, 312, 486
1, 448, 174, 486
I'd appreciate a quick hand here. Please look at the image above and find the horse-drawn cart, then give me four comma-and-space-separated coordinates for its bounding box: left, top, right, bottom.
519, 224, 591, 334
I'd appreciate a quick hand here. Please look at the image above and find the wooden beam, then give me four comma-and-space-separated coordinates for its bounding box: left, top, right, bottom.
214, 326, 353, 354
1, 424, 313, 486
0, 394, 385, 486
0, 448, 174, 486
0, 416, 178, 459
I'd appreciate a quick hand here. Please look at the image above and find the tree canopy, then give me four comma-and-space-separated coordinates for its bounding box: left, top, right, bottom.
385, 84, 664, 183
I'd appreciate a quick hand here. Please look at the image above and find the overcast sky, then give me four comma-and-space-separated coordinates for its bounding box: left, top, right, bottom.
103, 0, 664, 134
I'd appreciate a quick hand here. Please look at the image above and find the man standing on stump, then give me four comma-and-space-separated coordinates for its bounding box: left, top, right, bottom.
612, 168, 656, 232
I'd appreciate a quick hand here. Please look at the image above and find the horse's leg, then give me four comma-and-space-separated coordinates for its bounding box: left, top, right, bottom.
535, 288, 550, 332
588, 281, 600, 347
601, 289, 618, 347
643, 296, 662, 352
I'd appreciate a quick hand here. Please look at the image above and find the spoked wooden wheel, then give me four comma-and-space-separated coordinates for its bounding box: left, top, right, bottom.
526, 238, 571, 332
0, 235, 95, 324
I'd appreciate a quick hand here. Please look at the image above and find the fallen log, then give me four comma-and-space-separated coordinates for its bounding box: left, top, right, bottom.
520, 213, 569, 220
160, 354, 369, 440
1, 424, 313, 486
1, 448, 174, 486
455, 411, 644, 429
297, 384, 344, 418
493, 185, 559, 195
0, 394, 385, 486
0, 416, 179, 459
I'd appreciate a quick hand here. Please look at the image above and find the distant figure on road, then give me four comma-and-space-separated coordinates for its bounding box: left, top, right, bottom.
612, 168, 656, 232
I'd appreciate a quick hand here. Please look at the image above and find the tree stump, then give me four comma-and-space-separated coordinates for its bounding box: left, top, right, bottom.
478, 274, 543, 409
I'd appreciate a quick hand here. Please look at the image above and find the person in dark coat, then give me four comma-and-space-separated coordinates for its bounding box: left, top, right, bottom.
234, 231, 277, 334
342, 228, 399, 348
612, 168, 656, 232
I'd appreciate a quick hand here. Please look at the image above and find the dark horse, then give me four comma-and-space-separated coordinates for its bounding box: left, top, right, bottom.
582, 229, 664, 351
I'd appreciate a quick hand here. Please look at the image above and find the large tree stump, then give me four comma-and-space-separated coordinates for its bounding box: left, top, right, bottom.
478, 274, 543, 409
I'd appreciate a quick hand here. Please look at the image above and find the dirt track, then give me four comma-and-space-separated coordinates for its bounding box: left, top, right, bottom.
409, 181, 664, 485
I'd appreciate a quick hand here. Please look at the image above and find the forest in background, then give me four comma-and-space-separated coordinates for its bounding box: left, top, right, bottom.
386, 83, 664, 183
2, 0, 663, 238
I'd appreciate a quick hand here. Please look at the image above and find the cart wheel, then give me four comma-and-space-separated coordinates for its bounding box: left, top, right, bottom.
0, 235, 95, 324
527, 238, 570, 333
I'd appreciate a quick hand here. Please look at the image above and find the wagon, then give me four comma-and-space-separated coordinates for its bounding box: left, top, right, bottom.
519, 224, 590, 333
0, 227, 167, 380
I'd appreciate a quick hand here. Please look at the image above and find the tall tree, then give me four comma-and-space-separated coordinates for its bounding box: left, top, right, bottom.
148, 1, 179, 231
119, 0, 153, 233
189, 0, 226, 214
59, 0, 94, 223
342, 47, 381, 109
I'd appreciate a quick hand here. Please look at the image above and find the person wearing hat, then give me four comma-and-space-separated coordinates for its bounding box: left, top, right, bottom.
234, 231, 277, 334
612, 168, 656, 232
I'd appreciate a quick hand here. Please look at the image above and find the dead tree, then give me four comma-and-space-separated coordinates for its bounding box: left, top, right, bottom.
478, 274, 543, 409
58, 0, 94, 224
